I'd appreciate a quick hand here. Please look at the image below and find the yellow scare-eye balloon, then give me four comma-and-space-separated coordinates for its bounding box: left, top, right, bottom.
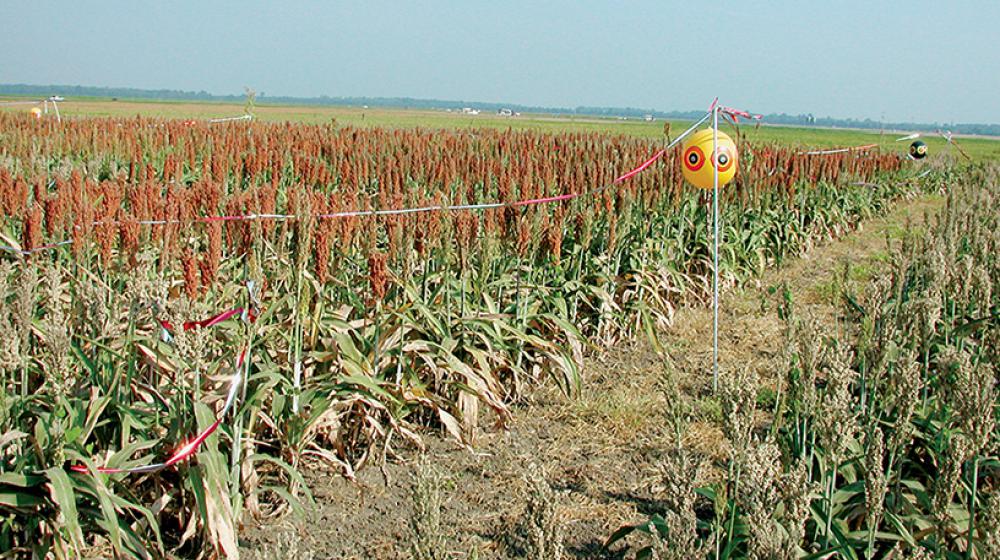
681, 128, 738, 189
30, 107, 42, 119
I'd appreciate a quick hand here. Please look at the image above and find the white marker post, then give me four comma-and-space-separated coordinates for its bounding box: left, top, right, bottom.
712, 105, 720, 392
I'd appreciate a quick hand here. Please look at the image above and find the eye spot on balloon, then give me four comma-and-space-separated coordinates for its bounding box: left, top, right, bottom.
684, 146, 705, 171
714, 149, 733, 172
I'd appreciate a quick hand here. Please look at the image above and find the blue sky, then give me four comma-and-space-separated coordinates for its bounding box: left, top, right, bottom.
1, 1, 997, 123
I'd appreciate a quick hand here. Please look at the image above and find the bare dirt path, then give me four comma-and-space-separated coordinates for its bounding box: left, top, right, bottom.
242, 193, 944, 559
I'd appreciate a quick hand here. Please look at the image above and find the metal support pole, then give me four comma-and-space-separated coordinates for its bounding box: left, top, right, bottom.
712, 105, 720, 392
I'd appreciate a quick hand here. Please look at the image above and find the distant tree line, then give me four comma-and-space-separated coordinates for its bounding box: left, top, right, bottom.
2, 83, 997, 137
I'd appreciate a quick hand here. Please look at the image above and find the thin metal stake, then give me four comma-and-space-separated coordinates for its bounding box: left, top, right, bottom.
712, 105, 720, 392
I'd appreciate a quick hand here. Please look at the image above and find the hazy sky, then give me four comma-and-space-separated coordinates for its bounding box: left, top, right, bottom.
2, 1, 997, 123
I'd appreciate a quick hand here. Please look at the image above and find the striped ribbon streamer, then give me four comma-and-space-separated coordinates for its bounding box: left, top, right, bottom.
719, 105, 763, 123
315, 111, 711, 219
71, 306, 254, 475
798, 143, 879, 156
0, 240, 72, 256
707, 97, 763, 123
209, 114, 253, 124
2, 111, 712, 257
159, 307, 251, 333
309, 112, 711, 220
939, 130, 972, 161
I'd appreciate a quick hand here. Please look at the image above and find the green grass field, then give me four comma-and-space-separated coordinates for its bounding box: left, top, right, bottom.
3, 96, 999, 161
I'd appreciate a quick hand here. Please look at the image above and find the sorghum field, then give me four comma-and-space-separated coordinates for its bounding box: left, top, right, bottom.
0, 110, 995, 559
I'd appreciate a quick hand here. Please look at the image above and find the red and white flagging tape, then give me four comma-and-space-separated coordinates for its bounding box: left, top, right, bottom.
70, 305, 255, 475
797, 143, 879, 156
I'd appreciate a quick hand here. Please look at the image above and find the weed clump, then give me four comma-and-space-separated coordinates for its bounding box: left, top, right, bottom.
408, 456, 446, 560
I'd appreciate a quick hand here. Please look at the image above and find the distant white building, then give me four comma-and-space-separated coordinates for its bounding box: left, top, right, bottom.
460, 107, 480, 115
644, 114, 654, 122
497, 108, 513, 117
